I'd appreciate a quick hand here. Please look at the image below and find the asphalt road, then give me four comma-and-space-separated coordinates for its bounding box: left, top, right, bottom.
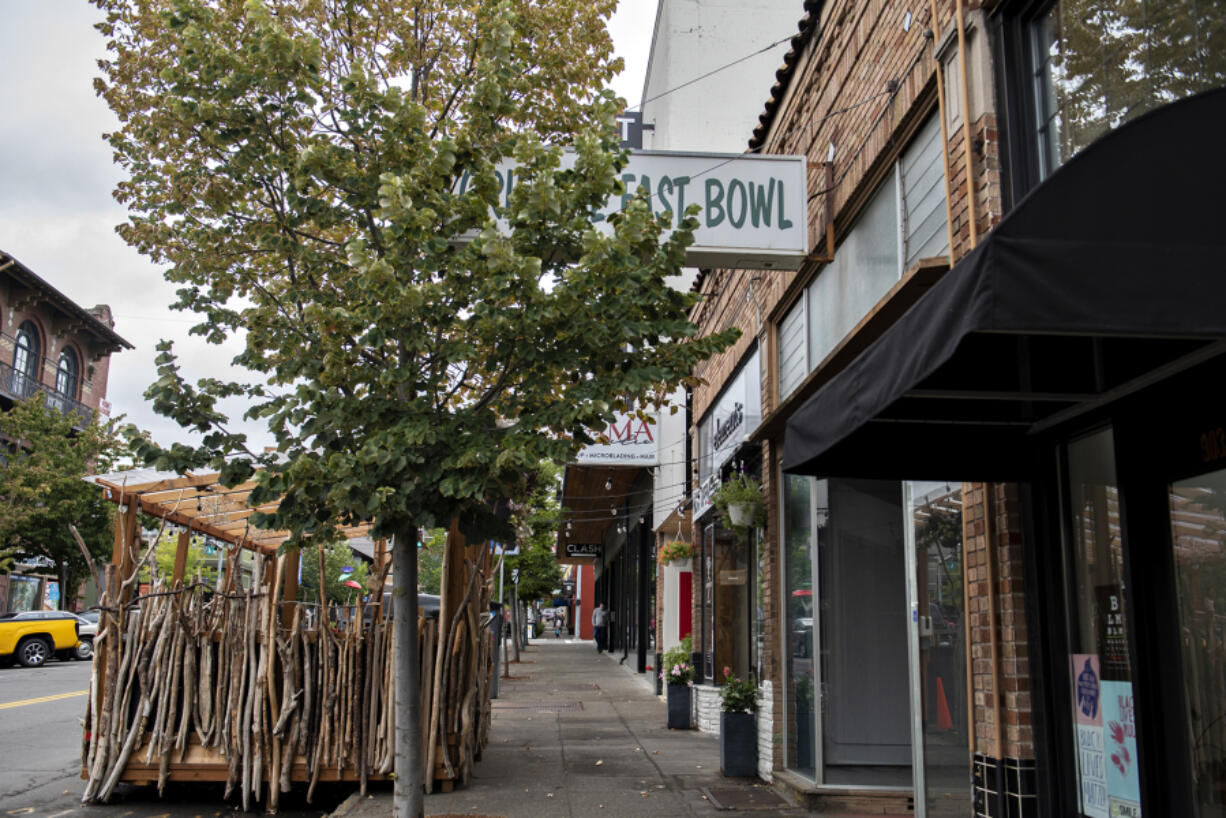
0, 657, 353, 817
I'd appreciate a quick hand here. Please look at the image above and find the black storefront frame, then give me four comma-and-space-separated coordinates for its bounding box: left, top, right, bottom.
778, 91, 1226, 816
1020, 355, 1221, 818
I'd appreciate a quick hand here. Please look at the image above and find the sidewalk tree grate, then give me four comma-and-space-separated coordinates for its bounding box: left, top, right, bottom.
701, 786, 794, 811
491, 701, 585, 711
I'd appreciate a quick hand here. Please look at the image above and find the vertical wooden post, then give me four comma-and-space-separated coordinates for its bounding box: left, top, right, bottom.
281, 548, 300, 624
171, 527, 192, 588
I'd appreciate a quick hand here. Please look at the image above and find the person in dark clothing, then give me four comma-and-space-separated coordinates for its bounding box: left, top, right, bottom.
592, 603, 608, 653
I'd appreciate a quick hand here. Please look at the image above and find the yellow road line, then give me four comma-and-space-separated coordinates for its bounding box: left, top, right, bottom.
0, 689, 88, 710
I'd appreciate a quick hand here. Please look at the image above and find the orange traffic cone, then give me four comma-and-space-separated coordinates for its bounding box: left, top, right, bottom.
936, 676, 954, 730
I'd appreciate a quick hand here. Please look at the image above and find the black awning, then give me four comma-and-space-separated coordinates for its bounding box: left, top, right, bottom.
783, 88, 1226, 481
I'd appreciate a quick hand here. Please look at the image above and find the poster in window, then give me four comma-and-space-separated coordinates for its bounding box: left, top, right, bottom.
1101, 679, 1141, 817
1095, 585, 1130, 681
1071, 653, 1108, 818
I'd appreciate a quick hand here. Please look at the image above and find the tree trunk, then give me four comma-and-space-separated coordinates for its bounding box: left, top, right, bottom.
393, 526, 423, 818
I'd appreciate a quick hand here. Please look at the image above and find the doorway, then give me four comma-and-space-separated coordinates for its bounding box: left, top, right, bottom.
904, 481, 972, 817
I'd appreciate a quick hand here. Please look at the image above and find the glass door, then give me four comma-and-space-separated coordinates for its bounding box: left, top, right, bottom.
1168, 467, 1226, 817
905, 481, 972, 817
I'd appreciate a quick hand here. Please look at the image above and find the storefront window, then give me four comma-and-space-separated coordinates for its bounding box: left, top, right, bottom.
713, 522, 750, 681
1062, 427, 1140, 818
783, 472, 817, 777
906, 481, 970, 814
1169, 467, 1226, 816
1030, 0, 1226, 181
820, 478, 912, 786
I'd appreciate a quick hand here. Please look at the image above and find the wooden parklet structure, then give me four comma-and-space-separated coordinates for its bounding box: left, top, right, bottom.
80, 468, 497, 810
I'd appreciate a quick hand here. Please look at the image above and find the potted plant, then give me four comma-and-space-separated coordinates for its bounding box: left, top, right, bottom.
660, 637, 695, 729
719, 666, 758, 777
658, 540, 694, 567
712, 472, 765, 532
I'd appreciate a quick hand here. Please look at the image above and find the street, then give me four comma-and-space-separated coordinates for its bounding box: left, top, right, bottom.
0, 658, 354, 817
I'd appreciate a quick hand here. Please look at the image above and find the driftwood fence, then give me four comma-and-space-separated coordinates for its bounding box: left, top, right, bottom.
80, 484, 495, 809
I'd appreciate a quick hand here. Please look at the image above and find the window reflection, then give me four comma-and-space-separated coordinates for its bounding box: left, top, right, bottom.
1031, 0, 1226, 179
1170, 469, 1226, 816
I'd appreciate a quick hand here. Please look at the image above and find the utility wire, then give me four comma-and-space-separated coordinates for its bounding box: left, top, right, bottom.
628, 33, 798, 112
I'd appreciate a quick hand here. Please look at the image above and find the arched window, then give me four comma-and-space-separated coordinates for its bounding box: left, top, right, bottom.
11, 322, 40, 397
56, 347, 79, 400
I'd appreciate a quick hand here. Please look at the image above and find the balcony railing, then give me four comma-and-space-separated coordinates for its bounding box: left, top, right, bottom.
0, 359, 95, 428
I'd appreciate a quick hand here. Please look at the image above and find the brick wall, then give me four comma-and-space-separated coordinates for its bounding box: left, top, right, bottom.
756, 679, 774, 781
688, 0, 1020, 787
965, 481, 1033, 762
695, 683, 721, 735
0, 279, 119, 415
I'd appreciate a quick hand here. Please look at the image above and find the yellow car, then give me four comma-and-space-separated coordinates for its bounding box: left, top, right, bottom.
0, 611, 83, 667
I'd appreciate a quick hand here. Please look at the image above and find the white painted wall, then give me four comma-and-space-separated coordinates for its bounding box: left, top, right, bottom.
639, 0, 801, 154
644, 0, 799, 537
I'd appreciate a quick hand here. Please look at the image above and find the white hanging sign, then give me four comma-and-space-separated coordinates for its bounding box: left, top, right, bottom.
457, 150, 809, 270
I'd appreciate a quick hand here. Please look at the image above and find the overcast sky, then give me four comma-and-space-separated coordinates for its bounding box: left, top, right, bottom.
0, 0, 658, 452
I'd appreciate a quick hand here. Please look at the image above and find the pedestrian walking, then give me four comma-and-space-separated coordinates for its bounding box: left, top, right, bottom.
592, 602, 608, 653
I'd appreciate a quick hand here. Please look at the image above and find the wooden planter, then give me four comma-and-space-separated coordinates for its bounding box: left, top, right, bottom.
666, 684, 692, 729
720, 711, 757, 777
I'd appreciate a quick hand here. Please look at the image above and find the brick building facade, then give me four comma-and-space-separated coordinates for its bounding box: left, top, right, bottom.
683, 1, 1225, 817
0, 249, 132, 612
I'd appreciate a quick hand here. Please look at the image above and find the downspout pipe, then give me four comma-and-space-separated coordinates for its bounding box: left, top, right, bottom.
927, 0, 957, 267
956, 0, 979, 247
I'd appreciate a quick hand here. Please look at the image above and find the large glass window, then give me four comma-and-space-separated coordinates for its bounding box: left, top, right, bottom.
1169, 467, 1226, 817
1062, 428, 1139, 818
776, 114, 946, 402
808, 175, 900, 369
783, 472, 817, 777
906, 481, 971, 816
55, 347, 79, 399
11, 321, 40, 397
900, 114, 950, 269
820, 478, 912, 785
778, 294, 808, 399
1030, 0, 1226, 181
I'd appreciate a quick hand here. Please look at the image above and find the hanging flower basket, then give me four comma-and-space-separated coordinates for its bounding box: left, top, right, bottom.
658, 540, 694, 567
713, 473, 765, 532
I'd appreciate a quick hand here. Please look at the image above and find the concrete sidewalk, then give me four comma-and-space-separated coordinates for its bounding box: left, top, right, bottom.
332, 634, 807, 817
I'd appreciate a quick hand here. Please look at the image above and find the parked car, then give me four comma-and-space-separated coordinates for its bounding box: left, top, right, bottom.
71, 613, 97, 659
0, 610, 83, 667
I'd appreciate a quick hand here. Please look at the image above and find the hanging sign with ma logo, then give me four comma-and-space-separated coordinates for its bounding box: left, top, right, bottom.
575, 411, 658, 466
454, 150, 808, 270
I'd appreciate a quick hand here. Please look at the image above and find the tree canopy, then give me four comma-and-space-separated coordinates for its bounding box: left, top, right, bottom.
299, 539, 372, 605
96, 0, 737, 548
0, 397, 125, 606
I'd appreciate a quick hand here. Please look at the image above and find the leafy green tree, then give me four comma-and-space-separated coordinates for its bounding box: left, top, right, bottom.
138, 528, 221, 588
94, 0, 737, 811
299, 540, 371, 605
416, 528, 448, 595
506, 462, 563, 604
0, 396, 125, 609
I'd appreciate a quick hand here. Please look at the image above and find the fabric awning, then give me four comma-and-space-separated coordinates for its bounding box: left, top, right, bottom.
783, 89, 1226, 480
